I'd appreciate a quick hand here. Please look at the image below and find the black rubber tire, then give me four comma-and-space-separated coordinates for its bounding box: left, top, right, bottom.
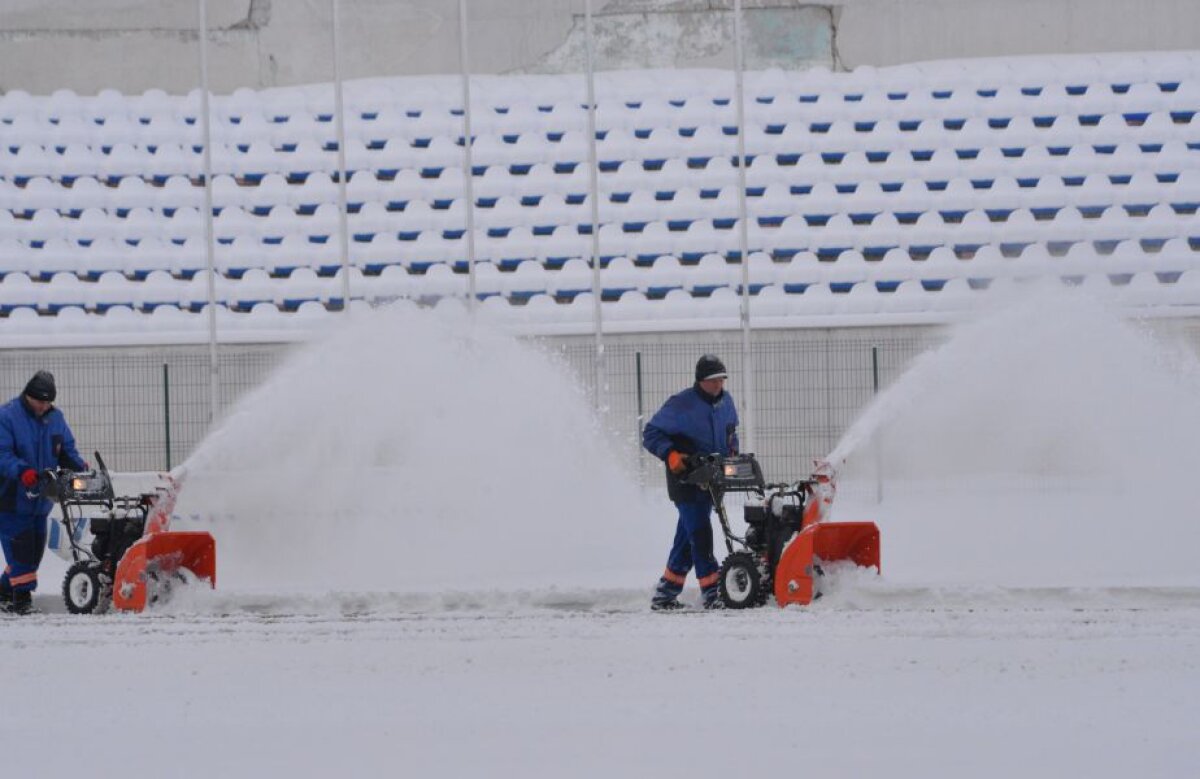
718, 552, 770, 609
63, 562, 106, 615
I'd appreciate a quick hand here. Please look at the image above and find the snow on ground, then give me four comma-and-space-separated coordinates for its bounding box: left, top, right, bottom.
5, 290, 1200, 776
3, 585, 1199, 777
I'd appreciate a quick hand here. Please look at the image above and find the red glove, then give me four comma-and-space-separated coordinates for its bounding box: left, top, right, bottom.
20, 468, 38, 488
667, 451, 689, 475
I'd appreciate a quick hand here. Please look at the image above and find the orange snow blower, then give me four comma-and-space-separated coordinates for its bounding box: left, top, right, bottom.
681, 454, 879, 608
46, 453, 214, 614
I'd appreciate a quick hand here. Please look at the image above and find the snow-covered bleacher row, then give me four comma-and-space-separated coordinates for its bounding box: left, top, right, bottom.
1, 52, 1199, 343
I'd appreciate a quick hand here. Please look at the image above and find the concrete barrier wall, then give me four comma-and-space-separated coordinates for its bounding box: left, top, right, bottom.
1, 0, 1195, 95
835, 0, 1200, 68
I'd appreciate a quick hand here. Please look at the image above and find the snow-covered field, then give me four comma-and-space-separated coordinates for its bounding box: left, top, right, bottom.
6, 291, 1200, 776
5, 581, 1199, 776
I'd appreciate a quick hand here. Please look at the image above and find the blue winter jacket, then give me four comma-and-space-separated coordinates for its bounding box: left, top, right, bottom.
0, 396, 86, 517
643, 384, 739, 502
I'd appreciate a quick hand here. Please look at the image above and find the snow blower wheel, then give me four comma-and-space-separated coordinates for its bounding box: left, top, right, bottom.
63, 562, 109, 615
718, 552, 769, 609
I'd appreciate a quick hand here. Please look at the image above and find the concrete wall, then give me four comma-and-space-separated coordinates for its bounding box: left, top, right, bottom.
1, 0, 1195, 96
834, 0, 1200, 68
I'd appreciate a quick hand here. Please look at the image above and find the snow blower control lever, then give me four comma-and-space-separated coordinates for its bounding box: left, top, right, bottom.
682, 453, 880, 609
682, 453, 766, 494
40, 452, 115, 505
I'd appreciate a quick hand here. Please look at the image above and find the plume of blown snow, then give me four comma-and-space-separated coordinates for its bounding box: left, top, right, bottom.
174, 302, 662, 593
833, 286, 1200, 587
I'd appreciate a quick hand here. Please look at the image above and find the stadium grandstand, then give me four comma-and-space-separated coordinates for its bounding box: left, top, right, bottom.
1, 0, 1197, 472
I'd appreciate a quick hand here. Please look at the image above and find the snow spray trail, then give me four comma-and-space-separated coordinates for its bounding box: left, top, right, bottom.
830, 285, 1200, 587
173, 303, 662, 593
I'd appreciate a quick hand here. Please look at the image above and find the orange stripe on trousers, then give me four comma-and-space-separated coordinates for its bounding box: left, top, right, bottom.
661, 568, 686, 585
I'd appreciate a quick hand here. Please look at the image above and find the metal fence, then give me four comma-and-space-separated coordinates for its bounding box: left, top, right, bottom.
0, 344, 286, 472
546, 327, 938, 483
1, 327, 937, 476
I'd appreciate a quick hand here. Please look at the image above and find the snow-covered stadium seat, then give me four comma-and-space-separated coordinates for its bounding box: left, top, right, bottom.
4, 52, 1200, 339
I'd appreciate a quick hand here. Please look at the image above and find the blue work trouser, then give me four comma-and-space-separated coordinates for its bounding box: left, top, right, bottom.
655, 496, 720, 600
0, 513, 47, 593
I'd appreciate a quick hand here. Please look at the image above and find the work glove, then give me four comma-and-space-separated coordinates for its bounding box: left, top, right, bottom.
19, 468, 38, 488
667, 450, 690, 475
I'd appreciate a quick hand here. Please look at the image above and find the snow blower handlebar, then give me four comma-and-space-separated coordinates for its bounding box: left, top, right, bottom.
681, 453, 766, 494
682, 453, 819, 501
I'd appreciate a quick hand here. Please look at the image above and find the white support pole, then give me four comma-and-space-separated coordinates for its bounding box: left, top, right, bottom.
198, 0, 219, 424
332, 0, 353, 308
732, 0, 755, 453
583, 0, 605, 410
457, 0, 478, 311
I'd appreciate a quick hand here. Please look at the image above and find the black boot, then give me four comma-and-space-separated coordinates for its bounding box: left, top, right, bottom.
0, 580, 11, 606
651, 575, 685, 612
701, 585, 724, 610
3, 590, 33, 616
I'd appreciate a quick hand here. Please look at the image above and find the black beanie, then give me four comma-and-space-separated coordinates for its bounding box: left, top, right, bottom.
695, 354, 728, 382
24, 370, 56, 402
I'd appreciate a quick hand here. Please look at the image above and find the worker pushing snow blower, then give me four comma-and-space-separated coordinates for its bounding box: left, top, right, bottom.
46, 453, 214, 614
643, 353, 878, 610
683, 454, 880, 608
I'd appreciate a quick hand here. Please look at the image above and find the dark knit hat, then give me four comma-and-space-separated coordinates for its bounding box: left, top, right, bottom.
695, 354, 728, 382
24, 370, 56, 402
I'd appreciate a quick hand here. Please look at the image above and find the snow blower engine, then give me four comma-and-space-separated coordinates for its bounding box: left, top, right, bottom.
682, 454, 880, 608
46, 453, 215, 614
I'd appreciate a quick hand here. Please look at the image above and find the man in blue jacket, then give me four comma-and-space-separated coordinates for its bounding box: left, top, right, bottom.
0, 371, 87, 615
642, 354, 739, 611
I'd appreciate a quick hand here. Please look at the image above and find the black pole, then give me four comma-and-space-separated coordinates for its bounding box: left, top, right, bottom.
871, 346, 882, 503
635, 351, 645, 474
163, 363, 172, 471
635, 351, 644, 427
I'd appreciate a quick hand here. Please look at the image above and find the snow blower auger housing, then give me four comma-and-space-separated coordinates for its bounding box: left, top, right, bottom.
47, 453, 214, 614
682, 454, 880, 608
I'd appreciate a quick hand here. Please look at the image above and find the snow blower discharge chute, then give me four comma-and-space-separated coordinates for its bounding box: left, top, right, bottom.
46, 453, 214, 614
681, 454, 880, 608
